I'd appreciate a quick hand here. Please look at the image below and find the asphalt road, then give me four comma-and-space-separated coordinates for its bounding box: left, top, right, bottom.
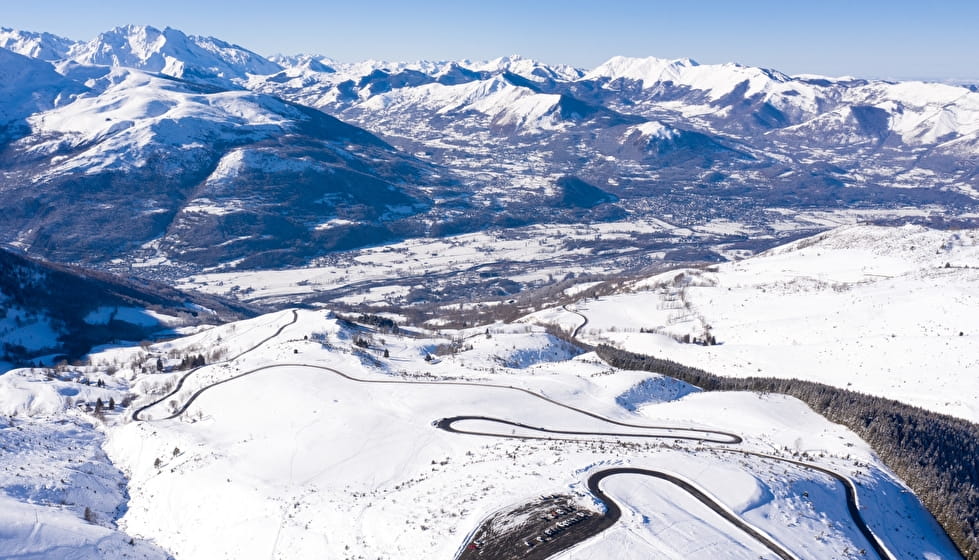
131, 309, 299, 421
438, 415, 740, 444
586, 467, 797, 560
562, 304, 588, 339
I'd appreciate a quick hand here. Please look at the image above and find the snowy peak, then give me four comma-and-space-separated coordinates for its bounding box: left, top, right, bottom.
67, 25, 281, 87
187, 34, 283, 75
0, 27, 77, 60
583, 54, 824, 123
617, 119, 740, 162
468, 54, 584, 82
268, 53, 336, 70
584, 55, 699, 85
293, 57, 335, 74
357, 74, 617, 132
70, 25, 180, 70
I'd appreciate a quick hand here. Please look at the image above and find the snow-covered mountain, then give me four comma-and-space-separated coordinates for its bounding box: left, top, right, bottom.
0, 53, 442, 269
467, 54, 584, 82
2, 24, 979, 279
0, 27, 77, 60
582, 55, 824, 116
66, 25, 282, 88
354, 73, 636, 133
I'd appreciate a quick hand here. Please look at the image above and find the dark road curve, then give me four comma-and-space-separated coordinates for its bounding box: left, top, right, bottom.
587, 467, 797, 560
437, 416, 741, 445
131, 310, 300, 421
563, 304, 588, 339
735, 449, 894, 560
452, 428, 893, 560
559, 307, 897, 560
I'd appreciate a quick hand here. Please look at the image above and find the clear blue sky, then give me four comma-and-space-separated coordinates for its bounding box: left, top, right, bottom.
2, 0, 977, 80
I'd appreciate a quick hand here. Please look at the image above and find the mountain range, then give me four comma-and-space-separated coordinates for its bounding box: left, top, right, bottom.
1, 24, 978, 278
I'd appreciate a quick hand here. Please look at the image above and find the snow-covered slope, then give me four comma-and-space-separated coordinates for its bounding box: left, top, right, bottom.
0, 414, 172, 559
0, 308, 960, 559
555, 224, 979, 421
851, 80, 979, 145
0, 48, 84, 128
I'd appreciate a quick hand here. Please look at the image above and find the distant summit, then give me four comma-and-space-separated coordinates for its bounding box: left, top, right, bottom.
67, 25, 282, 88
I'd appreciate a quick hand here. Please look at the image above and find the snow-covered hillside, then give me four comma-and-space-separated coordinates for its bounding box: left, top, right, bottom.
0, 308, 962, 559
0, 47, 83, 126
584, 55, 823, 115
0, 44, 440, 268
541, 224, 979, 421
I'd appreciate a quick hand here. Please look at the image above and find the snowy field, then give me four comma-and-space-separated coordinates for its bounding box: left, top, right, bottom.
175, 208, 934, 308
0, 307, 960, 559
530, 224, 979, 421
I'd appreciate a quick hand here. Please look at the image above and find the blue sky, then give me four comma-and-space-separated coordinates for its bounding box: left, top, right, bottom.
2, 0, 977, 80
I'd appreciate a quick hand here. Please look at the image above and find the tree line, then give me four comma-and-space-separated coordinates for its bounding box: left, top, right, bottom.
595, 345, 978, 560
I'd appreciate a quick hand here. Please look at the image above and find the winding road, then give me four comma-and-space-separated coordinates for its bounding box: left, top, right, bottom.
130, 308, 896, 560
587, 468, 797, 560
437, 416, 740, 444
131, 310, 300, 422
563, 304, 588, 339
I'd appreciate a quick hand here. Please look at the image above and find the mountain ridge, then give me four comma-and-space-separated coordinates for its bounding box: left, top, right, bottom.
1, 24, 977, 281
